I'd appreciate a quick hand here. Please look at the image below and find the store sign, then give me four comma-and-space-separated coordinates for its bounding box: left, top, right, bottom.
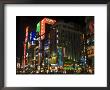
36, 22, 40, 32
39, 18, 56, 40
89, 20, 94, 33
87, 46, 94, 57
25, 27, 29, 42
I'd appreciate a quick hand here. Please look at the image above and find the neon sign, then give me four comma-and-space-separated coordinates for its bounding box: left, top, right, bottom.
89, 20, 94, 33
23, 26, 29, 67
25, 27, 29, 42
38, 18, 56, 40
36, 22, 40, 33
30, 31, 36, 41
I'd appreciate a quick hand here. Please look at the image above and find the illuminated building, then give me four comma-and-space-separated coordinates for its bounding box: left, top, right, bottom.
85, 17, 94, 67
53, 21, 82, 67
80, 17, 94, 71
27, 31, 38, 67
36, 18, 56, 69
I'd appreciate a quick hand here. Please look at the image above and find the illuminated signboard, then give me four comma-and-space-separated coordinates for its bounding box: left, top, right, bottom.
40, 19, 45, 40
23, 44, 26, 67
89, 20, 94, 33
50, 56, 57, 64
30, 31, 36, 41
50, 52, 57, 64
39, 18, 56, 40
36, 22, 40, 33
58, 48, 63, 66
87, 46, 94, 57
24, 26, 29, 67
25, 27, 29, 42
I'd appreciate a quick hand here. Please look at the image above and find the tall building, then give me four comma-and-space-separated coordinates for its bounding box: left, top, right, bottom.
85, 17, 94, 67
53, 21, 82, 67
80, 16, 94, 72
36, 18, 57, 70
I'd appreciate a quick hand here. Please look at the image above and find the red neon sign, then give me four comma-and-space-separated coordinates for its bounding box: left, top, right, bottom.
23, 26, 29, 67
39, 18, 56, 40
25, 27, 29, 42
89, 20, 94, 33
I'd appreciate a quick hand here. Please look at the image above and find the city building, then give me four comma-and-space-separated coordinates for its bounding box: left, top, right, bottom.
53, 21, 82, 68
85, 17, 94, 67
80, 17, 94, 73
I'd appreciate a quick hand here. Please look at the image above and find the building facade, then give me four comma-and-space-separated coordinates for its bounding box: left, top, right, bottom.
53, 21, 82, 67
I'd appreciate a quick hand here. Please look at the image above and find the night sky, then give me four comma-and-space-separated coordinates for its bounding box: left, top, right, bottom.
16, 16, 86, 59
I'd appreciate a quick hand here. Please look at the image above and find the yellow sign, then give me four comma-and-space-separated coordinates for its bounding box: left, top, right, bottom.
87, 46, 94, 57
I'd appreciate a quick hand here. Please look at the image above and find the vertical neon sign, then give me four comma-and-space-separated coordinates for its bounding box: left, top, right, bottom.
24, 44, 26, 67
36, 22, 40, 33
23, 26, 29, 68
89, 20, 94, 33
25, 27, 28, 42
58, 47, 63, 66
40, 18, 46, 40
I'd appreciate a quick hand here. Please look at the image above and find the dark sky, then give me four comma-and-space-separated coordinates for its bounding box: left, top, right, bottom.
16, 16, 86, 59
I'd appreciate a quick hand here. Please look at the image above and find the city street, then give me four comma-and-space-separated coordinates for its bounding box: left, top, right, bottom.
16, 16, 94, 74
